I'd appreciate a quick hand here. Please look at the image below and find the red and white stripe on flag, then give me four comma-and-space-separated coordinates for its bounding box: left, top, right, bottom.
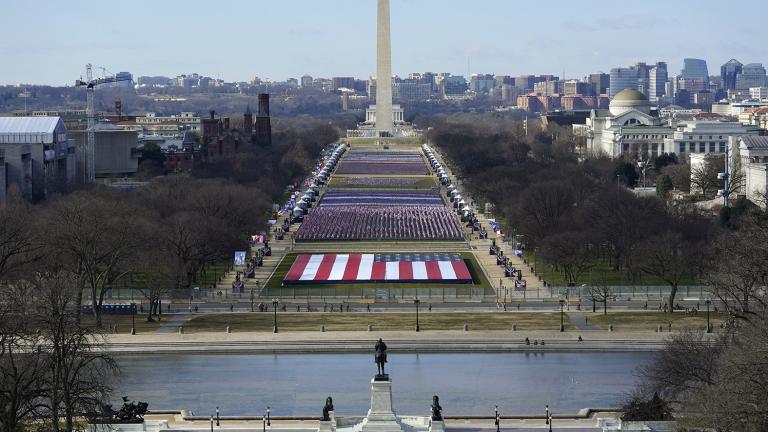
284, 254, 472, 283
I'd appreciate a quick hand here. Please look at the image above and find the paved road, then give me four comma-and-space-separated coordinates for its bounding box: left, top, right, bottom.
567, 312, 596, 331
156, 298, 719, 314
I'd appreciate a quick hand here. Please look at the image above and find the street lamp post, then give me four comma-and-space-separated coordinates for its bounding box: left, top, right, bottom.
494, 405, 500, 432
705, 298, 712, 333
216, 407, 220, 426
414, 298, 421, 332
637, 160, 648, 188
503, 284, 508, 311
272, 299, 279, 333
131, 305, 136, 335
545, 405, 551, 431
559, 299, 565, 332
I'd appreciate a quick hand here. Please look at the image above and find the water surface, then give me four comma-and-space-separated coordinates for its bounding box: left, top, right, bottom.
115, 352, 653, 416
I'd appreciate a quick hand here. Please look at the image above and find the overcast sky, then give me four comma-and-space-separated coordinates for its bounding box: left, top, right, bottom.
1, 0, 766, 86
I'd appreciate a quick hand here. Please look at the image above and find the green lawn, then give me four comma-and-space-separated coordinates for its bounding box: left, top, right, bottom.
523, 253, 698, 287
87, 261, 233, 301
184, 312, 570, 333
584, 311, 722, 332
81, 314, 163, 334
262, 252, 494, 299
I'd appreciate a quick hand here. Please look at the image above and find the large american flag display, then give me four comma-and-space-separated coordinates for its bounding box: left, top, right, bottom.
284, 253, 472, 284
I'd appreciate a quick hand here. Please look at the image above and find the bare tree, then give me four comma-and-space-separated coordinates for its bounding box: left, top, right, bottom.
724, 151, 746, 200
585, 270, 614, 314
0, 200, 42, 281
636, 231, 699, 311
515, 181, 576, 244
688, 320, 768, 431
636, 322, 768, 431
0, 283, 47, 432
661, 164, 690, 193
690, 157, 721, 198
588, 188, 665, 278
44, 192, 143, 327
32, 273, 117, 432
705, 218, 768, 323
540, 231, 596, 285
639, 329, 722, 406
132, 247, 177, 322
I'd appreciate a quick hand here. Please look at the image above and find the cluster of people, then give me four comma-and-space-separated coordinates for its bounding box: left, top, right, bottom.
465, 214, 486, 239
524, 337, 546, 346
322, 303, 351, 312
256, 302, 288, 312
295, 206, 464, 241
231, 274, 245, 293
490, 241, 525, 288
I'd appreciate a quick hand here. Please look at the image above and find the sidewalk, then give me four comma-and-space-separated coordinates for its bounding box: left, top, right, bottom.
102, 328, 676, 355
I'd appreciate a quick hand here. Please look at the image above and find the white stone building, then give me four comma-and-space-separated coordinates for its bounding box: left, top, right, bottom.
0, 116, 77, 203
585, 89, 671, 158
665, 120, 760, 160
739, 136, 768, 207
365, 104, 405, 125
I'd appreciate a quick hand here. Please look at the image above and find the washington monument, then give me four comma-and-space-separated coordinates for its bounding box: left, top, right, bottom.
375, 0, 393, 135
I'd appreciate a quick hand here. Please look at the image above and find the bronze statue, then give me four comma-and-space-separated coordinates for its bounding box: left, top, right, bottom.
94, 397, 149, 424
431, 395, 443, 421
321, 396, 334, 421
375, 338, 387, 376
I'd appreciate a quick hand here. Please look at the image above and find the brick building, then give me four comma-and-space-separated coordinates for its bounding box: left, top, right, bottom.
517, 95, 561, 113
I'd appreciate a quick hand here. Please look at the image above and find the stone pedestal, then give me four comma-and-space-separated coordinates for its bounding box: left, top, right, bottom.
318, 420, 334, 432
361, 377, 402, 432
430, 420, 445, 432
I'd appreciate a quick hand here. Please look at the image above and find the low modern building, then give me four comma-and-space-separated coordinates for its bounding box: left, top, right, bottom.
70, 125, 141, 179
664, 120, 760, 159
116, 111, 199, 135
739, 107, 768, 129
0, 116, 76, 203
750, 87, 768, 101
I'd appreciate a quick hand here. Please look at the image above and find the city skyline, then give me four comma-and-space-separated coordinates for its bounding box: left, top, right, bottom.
1, 0, 766, 86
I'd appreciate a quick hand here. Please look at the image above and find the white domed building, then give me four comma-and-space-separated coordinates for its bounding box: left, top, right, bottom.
608, 89, 651, 116
585, 89, 672, 158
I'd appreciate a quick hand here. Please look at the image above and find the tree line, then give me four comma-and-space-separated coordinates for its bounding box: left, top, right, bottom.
625, 215, 768, 429
427, 114, 768, 427
1, 274, 114, 432
192, 117, 341, 199
426, 114, 761, 309
0, 120, 340, 431
0, 176, 268, 330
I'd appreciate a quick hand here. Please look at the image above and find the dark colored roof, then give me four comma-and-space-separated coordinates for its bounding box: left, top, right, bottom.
182, 131, 196, 145
742, 136, 768, 149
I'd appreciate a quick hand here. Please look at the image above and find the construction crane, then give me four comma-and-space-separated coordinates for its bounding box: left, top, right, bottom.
75, 63, 131, 183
